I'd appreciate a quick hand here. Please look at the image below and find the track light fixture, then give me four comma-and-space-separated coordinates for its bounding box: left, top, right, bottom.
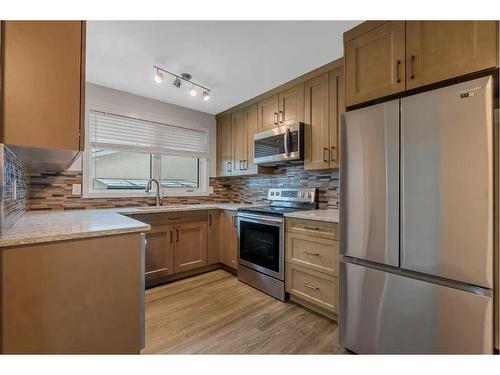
153, 65, 212, 101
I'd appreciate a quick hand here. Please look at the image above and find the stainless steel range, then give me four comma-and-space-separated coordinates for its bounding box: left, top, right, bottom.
237, 188, 318, 300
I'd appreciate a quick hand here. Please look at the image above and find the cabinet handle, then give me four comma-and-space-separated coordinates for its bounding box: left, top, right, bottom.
239, 160, 243, 170
232, 215, 238, 228
410, 55, 415, 79
331, 146, 336, 162
304, 251, 320, 256
323, 147, 329, 162
208, 213, 212, 226
279, 110, 284, 123
227, 161, 232, 172
169, 230, 173, 243
176, 229, 180, 242
304, 226, 320, 231
273, 112, 278, 125
243, 160, 247, 170
303, 282, 320, 290
396, 60, 401, 83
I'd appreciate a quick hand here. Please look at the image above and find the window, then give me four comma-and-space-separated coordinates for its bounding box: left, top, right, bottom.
83, 108, 209, 197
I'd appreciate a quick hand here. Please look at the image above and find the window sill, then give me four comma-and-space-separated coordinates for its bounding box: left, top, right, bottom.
82, 187, 212, 199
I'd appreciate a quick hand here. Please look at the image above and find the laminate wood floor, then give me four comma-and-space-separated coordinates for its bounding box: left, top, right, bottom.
142, 269, 343, 354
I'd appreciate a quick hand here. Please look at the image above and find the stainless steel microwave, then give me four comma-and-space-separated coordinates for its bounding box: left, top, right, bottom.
253, 123, 305, 165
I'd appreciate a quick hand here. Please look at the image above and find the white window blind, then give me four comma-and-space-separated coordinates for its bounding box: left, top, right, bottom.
89, 110, 208, 158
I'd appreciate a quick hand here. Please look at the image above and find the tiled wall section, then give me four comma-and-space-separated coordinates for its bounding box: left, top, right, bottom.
28, 165, 339, 211
1, 145, 29, 232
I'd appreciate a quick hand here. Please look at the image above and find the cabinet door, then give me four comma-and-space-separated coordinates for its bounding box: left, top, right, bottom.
145, 225, 174, 286
216, 114, 233, 176
2, 21, 85, 151
406, 21, 498, 90
304, 73, 330, 170
257, 94, 279, 131
345, 21, 406, 107
220, 210, 238, 269
278, 84, 304, 126
173, 221, 207, 273
206, 210, 220, 265
329, 67, 344, 169
231, 109, 247, 176
244, 104, 258, 174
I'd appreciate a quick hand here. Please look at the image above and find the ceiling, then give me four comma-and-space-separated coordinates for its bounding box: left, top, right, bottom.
86, 21, 361, 115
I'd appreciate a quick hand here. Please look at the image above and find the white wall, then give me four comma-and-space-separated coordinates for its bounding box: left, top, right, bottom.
70, 83, 217, 176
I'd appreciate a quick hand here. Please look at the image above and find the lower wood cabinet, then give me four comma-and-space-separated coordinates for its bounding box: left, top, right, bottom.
173, 221, 207, 273
220, 210, 238, 270
144, 224, 174, 284
285, 218, 339, 320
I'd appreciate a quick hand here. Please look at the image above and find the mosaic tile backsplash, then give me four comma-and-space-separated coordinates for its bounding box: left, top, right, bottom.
0, 145, 29, 232
28, 165, 339, 211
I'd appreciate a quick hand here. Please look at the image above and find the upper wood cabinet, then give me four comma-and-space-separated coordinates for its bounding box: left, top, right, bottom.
216, 114, 233, 176
257, 84, 304, 131
1, 21, 86, 152
257, 94, 279, 131
244, 104, 259, 174
231, 109, 246, 174
304, 73, 330, 170
344, 21, 406, 107
144, 224, 174, 288
173, 221, 207, 274
344, 21, 499, 107
405, 21, 498, 90
278, 84, 304, 126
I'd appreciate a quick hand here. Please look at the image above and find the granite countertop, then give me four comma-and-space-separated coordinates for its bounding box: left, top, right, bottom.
0, 203, 260, 248
284, 209, 339, 223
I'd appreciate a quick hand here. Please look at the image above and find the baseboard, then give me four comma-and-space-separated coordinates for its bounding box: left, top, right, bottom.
289, 294, 338, 321
146, 263, 223, 288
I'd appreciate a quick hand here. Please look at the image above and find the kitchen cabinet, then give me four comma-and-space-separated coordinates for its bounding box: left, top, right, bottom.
216, 114, 233, 176
344, 21, 406, 107
405, 21, 498, 90
207, 210, 220, 265
1, 21, 86, 165
285, 218, 339, 320
173, 221, 208, 273
231, 108, 247, 174
344, 21, 499, 107
144, 224, 174, 287
257, 85, 304, 132
278, 84, 304, 126
303, 67, 343, 171
220, 210, 238, 270
257, 93, 279, 131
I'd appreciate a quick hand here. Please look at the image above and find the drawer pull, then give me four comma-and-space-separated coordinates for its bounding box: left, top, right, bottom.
303, 282, 319, 290
304, 251, 320, 256
304, 226, 320, 231
168, 217, 181, 220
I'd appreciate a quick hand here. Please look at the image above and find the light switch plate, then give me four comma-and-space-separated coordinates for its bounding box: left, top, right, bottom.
72, 183, 82, 196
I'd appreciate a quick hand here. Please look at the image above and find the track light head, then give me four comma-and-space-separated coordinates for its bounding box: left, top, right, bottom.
189, 85, 197, 97
173, 77, 181, 88
154, 68, 163, 84
203, 91, 210, 101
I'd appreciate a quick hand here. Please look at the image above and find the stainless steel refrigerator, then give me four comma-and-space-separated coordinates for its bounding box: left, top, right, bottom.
339, 75, 496, 354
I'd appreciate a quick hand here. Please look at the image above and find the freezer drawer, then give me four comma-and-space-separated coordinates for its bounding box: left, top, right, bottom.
340, 100, 399, 267
401, 76, 494, 288
339, 261, 493, 354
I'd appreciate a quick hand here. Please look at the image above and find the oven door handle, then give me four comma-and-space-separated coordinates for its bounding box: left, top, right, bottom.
238, 215, 284, 226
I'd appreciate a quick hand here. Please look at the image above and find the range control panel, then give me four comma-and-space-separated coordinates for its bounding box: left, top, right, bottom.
267, 188, 317, 203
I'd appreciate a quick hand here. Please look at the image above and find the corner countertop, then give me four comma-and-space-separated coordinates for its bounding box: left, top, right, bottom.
284, 209, 339, 223
0, 202, 259, 248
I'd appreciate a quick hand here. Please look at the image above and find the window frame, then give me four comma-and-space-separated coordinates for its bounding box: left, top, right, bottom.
83, 100, 210, 198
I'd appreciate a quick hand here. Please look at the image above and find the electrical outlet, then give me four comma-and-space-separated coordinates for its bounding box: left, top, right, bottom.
72, 183, 82, 196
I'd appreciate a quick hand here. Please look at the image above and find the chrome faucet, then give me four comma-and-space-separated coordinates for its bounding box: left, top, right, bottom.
145, 178, 162, 207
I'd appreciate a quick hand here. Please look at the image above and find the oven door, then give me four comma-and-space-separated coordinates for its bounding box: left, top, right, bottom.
237, 213, 284, 280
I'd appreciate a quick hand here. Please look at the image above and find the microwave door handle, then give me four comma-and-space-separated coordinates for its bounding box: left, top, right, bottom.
284, 128, 290, 157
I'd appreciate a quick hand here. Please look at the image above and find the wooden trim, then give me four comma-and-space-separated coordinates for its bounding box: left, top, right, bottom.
145, 263, 222, 288
343, 21, 389, 42
0, 21, 4, 143
216, 57, 343, 119
79, 21, 86, 151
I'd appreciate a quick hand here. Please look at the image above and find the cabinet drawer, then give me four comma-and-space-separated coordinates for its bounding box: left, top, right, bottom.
286, 233, 338, 276
129, 211, 207, 226
285, 218, 338, 240
285, 263, 338, 313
